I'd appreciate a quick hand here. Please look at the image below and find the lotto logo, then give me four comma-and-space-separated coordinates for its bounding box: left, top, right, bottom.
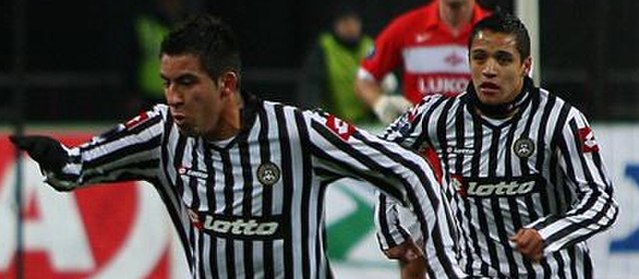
326, 114, 355, 141
466, 181, 536, 197
196, 213, 284, 240
454, 175, 541, 198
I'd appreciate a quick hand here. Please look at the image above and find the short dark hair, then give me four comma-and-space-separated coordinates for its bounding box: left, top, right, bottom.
468, 12, 531, 60
160, 14, 242, 82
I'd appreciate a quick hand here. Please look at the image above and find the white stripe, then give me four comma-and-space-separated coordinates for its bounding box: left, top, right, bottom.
216, 238, 228, 279
285, 107, 304, 278
402, 45, 469, 74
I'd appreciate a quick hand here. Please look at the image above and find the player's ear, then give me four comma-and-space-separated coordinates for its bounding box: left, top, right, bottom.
219, 71, 238, 96
522, 56, 532, 77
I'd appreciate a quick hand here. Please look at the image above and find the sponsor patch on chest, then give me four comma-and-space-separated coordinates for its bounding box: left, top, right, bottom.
452, 175, 542, 198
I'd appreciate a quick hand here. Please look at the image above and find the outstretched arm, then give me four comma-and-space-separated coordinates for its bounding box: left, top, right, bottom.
10, 106, 168, 191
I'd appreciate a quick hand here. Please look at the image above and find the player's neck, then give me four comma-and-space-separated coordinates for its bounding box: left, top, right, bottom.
439, 2, 473, 34
205, 92, 244, 141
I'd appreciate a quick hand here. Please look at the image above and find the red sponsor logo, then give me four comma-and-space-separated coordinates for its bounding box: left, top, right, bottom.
0, 134, 177, 278
578, 127, 599, 153
326, 115, 355, 141
124, 111, 150, 130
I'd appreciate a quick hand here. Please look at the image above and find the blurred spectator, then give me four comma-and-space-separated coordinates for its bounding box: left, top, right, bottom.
355, 0, 490, 124
126, 0, 186, 113
298, 4, 388, 124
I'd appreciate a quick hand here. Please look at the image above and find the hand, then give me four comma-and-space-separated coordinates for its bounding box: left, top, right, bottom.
373, 95, 413, 124
384, 239, 426, 279
510, 228, 544, 262
9, 135, 68, 173
383, 238, 423, 262
399, 254, 426, 279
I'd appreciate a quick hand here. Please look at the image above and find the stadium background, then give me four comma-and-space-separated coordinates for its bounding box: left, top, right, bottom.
2, 0, 639, 278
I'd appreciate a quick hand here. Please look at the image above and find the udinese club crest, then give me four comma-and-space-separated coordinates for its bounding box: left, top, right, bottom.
257, 162, 281, 186
513, 137, 535, 158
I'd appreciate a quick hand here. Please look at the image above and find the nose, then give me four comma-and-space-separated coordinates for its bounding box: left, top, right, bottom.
165, 84, 184, 107
482, 58, 498, 78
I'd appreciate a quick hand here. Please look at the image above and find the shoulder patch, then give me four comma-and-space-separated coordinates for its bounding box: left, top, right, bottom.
326, 114, 355, 141
125, 111, 151, 130
578, 127, 599, 153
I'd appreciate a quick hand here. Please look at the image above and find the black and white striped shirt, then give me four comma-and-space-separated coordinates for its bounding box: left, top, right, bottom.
46, 92, 465, 279
376, 81, 618, 278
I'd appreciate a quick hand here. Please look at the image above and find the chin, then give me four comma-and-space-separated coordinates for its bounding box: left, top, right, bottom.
177, 126, 199, 137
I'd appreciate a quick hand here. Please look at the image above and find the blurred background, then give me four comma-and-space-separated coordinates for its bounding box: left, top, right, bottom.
1, 0, 637, 123
2, 0, 639, 278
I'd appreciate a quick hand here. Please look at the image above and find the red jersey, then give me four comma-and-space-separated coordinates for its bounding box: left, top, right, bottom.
359, 2, 490, 103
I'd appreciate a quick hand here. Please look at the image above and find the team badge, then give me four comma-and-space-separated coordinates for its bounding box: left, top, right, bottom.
257, 162, 281, 186
513, 137, 535, 158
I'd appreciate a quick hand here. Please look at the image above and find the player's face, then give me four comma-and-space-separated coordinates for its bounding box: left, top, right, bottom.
334, 15, 362, 42
469, 30, 531, 106
161, 54, 224, 138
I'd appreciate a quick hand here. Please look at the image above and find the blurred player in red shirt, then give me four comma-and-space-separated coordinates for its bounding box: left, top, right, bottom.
355, 0, 490, 124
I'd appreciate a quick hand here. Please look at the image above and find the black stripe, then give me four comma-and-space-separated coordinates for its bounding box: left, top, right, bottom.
556, 250, 566, 278
197, 231, 205, 278
550, 102, 571, 214
566, 246, 583, 278
82, 159, 160, 183
202, 145, 218, 279
409, 96, 449, 150
274, 105, 295, 279
376, 194, 397, 247
174, 135, 198, 274
453, 100, 481, 274
159, 117, 195, 273
513, 94, 539, 276
487, 127, 521, 277
533, 91, 553, 216
189, 139, 201, 215
353, 133, 459, 277
258, 105, 275, 278
84, 113, 163, 151
220, 148, 236, 278
583, 249, 593, 279
469, 112, 499, 275
294, 110, 314, 277
318, 181, 330, 278
310, 125, 404, 202
82, 135, 161, 170
238, 138, 255, 278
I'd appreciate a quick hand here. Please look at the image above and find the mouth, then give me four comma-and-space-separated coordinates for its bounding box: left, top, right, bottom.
479, 82, 501, 95
171, 112, 186, 125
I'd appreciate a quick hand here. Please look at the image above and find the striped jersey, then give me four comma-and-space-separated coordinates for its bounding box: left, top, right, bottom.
376, 80, 618, 278
45, 92, 466, 279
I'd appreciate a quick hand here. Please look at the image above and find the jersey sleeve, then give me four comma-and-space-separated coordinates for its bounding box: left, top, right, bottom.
304, 109, 465, 278
526, 109, 618, 255
358, 19, 405, 82
44, 105, 167, 189
374, 191, 412, 250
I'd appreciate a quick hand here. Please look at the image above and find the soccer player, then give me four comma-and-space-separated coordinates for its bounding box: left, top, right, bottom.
355, 0, 490, 124
10, 15, 466, 278
375, 12, 618, 278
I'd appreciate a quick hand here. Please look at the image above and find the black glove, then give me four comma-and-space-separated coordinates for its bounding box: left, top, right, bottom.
9, 135, 68, 173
